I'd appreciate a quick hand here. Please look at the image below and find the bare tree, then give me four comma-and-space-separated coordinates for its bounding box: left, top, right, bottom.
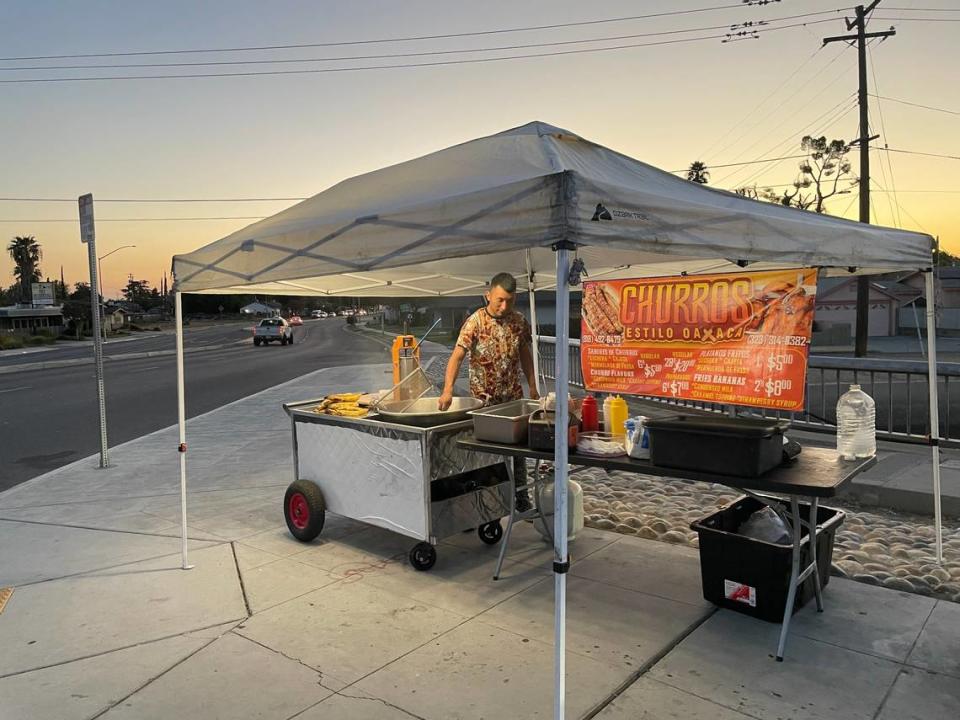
734, 136, 855, 213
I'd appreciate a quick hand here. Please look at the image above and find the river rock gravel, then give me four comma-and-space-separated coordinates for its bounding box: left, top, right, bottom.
565, 466, 960, 604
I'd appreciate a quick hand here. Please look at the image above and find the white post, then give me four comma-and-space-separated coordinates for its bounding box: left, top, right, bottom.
175, 292, 193, 570
923, 271, 943, 563
79, 193, 109, 468
553, 244, 571, 720
911, 302, 925, 359
525, 250, 541, 395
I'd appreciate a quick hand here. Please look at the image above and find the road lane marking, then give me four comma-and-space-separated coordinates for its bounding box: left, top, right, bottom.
130, 366, 162, 373
0, 386, 31, 394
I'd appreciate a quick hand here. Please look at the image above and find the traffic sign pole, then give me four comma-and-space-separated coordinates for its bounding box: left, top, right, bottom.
79, 193, 109, 468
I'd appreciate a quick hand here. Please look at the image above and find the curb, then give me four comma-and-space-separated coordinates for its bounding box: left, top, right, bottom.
0, 339, 249, 376
352, 322, 451, 354
843, 480, 960, 520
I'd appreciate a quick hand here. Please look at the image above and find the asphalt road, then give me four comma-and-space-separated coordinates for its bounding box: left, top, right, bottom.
0, 321, 256, 368
0, 319, 393, 492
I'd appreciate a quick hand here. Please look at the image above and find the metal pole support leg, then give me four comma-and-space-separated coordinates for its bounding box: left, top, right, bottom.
776, 496, 803, 661
493, 459, 516, 581
808, 497, 824, 612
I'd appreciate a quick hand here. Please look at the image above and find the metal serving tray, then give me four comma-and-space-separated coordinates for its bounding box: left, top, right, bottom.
468, 399, 541, 444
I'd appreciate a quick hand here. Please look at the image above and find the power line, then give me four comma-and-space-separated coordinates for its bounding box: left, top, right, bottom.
696, 45, 829, 161
0, 19, 843, 84
872, 16, 960, 21
0, 3, 832, 62
0, 12, 846, 72
0, 216, 266, 222
670, 154, 809, 173
868, 44, 902, 228
869, 94, 960, 116
720, 183, 960, 193
870, 177, 933, 236
881, 147, 960, 161
709, 43, 859, 187
713, 89, 856, 187
731, 98, 857, 189
702, 47, 850, 179
0, 197, 306, 203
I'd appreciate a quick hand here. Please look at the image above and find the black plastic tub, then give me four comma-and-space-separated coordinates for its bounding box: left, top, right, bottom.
645, 415, 790, 477
690, 495, 845, 622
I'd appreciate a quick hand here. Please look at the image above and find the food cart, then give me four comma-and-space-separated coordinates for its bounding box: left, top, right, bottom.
282, 398, 513, 570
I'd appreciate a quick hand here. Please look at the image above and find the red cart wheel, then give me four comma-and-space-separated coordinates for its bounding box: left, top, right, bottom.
284, 480, 325, 542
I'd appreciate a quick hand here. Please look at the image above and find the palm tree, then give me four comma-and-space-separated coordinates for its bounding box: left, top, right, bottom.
7, 235, 42, 303
686, 161, 710, 184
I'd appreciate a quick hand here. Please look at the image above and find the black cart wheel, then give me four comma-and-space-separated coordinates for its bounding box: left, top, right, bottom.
409, 542, 437, 571
284, 480, 325, 542
253, 337, 261, 346
478, 520, 503, 545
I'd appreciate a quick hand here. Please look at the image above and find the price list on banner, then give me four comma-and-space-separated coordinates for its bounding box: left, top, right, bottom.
580, 268, 817, 411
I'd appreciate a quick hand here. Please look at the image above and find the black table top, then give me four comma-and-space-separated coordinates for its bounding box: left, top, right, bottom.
456, 436, 876, 498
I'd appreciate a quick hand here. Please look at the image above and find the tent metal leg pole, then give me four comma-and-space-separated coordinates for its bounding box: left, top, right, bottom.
553, 245, 571, 720
526, 250, 542, 394
175, 292, 193, 571
924, 271, 943, 564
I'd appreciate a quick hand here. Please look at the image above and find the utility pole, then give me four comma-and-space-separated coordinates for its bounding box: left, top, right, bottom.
823, 2, 895, 357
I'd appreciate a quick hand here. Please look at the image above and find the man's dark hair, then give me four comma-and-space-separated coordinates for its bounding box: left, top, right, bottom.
489, 272, 517, 294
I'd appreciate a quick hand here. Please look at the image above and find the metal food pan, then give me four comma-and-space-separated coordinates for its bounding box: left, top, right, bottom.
468, 399, 541, 444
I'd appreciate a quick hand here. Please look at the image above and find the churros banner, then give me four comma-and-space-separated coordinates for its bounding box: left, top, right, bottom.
580, 268, 817, 411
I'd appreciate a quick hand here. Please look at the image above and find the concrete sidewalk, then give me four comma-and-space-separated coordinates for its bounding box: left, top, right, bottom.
0, 365, 957, 719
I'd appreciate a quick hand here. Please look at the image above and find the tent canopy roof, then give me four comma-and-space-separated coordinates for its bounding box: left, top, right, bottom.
172, 121, 933, 296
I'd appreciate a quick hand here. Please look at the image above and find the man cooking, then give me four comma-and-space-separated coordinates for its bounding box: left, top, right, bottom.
439, 272, 539, 511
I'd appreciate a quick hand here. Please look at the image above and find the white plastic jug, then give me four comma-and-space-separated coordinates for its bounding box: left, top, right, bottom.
533, 475, 585, 542
836, 384, 876, 460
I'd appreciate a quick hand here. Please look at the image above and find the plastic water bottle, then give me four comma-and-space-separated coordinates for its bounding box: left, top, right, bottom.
836, 384, 876, 460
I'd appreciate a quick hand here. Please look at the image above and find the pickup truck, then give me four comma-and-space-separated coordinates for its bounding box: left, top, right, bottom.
253, 317, 294, 346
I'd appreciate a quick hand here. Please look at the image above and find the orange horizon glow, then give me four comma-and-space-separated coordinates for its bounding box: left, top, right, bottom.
1, 1, 955, 299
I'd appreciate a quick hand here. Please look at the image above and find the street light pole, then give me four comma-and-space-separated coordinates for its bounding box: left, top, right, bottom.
97, 245, 136, 340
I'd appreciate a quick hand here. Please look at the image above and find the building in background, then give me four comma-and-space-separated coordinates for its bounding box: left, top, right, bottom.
0, 305, 64, 335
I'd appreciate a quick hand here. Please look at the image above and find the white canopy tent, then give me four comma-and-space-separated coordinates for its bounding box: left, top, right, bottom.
172, 121, 938, 720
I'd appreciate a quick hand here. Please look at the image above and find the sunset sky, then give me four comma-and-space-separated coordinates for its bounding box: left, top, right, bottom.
1, 0, 957, 298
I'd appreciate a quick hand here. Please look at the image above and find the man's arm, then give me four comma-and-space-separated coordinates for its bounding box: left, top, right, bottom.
439, 345, 467, 410
519, 342, 539, 400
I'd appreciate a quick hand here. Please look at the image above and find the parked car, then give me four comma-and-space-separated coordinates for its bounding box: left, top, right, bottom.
288, 315, 303, 326
253, 317, 294, 346
310, 310, 324, 319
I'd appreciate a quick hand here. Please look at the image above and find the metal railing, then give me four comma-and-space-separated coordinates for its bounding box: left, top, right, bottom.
535, 336, 960, 448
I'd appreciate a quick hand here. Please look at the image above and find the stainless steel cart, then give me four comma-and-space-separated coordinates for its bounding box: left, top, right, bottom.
282, 400, 512, 570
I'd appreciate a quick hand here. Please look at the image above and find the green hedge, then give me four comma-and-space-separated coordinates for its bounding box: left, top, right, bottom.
0, 335, 25, 350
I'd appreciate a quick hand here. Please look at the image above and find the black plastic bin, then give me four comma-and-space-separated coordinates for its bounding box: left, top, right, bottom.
645, 415, 790, 477
690, 495, 845, 622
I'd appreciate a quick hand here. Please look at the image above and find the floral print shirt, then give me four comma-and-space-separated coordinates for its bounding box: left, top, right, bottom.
456, 309, 532, 405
